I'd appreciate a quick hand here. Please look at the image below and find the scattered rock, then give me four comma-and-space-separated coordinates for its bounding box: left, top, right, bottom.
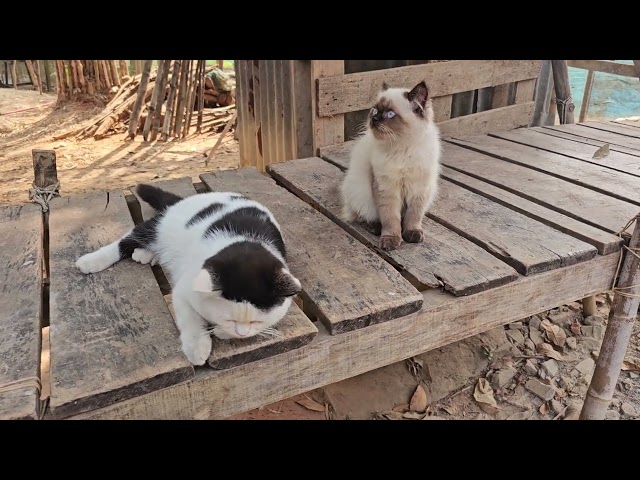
524, 359, 538, 376
621, 402, 639, 418
529, 329, 545, 346
539, 369, 548, 380
581, 326, 604, 341
525, 378, 556, 401
566, 337, 577, 350
584, 315, 604, 326
506, 409, 532, 420
529, 317, 542, 331
612, 398, 622, 408
605, 409, 620, 420
506, 329, 525, 345
578, 337, 601, 350
551, 399, 564, 415
490, 367, 517, 390
568, 302, 582, 312
508, 321, 524, 330
630, 372, 639, 380
573, 358, 595, 377
542, 359, 559, 378
547, 310, 576, 328
524, 339, 536, 352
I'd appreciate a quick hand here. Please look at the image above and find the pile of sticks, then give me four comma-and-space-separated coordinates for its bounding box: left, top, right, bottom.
55, 60, 130, 99
53, 60, 236, 142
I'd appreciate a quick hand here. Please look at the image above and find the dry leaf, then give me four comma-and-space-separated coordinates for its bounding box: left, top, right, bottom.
622, 357, 640, 372
539, 402, 549, 415
473, 378, 498, 407
409, 384, 428, 412
563, 403, 580, 420
537, 342, 564, 361
295, 395, 326, 412
570, 319, 582, 336
403, 411, 427, 420
442, 405, 458, 415
381, 410, 404, 420
506, 409, 532, 420
392, 403, 410, 413
592, 143, 610, 159
541, 319, 567, 347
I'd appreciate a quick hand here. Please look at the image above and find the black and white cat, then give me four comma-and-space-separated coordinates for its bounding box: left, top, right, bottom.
75, 184, 302, 366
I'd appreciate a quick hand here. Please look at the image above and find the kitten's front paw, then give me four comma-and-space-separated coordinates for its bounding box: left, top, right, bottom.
403, 229, 425, 243
181, 333, 212, 366
132, 248, 157, 266
76, 252, 110, 274
380, 235, 402, 251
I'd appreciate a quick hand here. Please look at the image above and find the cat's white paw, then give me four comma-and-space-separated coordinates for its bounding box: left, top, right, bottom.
181, 333, 212, 366
76, 251, 112, 274
132, 248, 157, 266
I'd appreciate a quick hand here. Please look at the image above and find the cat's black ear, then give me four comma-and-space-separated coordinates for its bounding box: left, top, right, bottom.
192, 268, 221, 293
381, 81, 390, 91
274, 268, 302, 297
407, 80, 429, 109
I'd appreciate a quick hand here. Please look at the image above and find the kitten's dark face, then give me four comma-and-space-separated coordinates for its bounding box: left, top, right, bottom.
369, 80, 430, 140
192, 241, 302, 339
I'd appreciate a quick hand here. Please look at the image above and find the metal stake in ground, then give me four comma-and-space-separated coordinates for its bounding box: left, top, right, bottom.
580, 213, 640, 420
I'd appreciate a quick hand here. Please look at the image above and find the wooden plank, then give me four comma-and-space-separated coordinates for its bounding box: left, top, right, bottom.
431, 95, 452, 122
251, 61, 265, 169
567, 60, 637, 78
438, 102, 534, 138
0, 204, 43, 420
280, 60, 296, 162
133, 177, 319, 369
440, 166, 623, 256
515, 78, 536, 104
320, 141, 353, 170
268, 158, 519, 296
428, 180, 597, 275
578, 120, 640, 139
612, 118, 640, 129
311, 60, 344, 152
47, 190, 194, 419
74, 252, 620, 420
439, 142, 639, 235
317, 60, 541, 117
448, 134, 640, 205
292, 61, 314, 159
531, 126, 640, 158
489, 128, 640, 178
199, 168, 423, 335
259, 60, 271, 169
542, 124, 640, 151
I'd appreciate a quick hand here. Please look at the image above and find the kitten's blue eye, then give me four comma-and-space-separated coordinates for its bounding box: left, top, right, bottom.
385, 110, 396, 119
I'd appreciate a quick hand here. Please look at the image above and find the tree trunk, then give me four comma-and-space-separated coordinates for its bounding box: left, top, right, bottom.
125, 60, 154, 140
100, 61, 112, 90
162, 60, 182, 142
43, 60, 51, 92
119, 60, 129, 80
25, 60, 38, 89
109, 60, 121, 87
12, 61, 18, 89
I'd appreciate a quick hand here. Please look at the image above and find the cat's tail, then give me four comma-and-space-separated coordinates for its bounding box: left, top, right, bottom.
136, 184, 183, 211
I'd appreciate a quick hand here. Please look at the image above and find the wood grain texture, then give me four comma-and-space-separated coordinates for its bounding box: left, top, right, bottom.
489, 128, 640, 178
73, 252, 620, 420
429, 180, 597, 275
268, 157, 519, 296
515, 78, 536, 106
316, 60, 542, 117
542, 124, 640, 151
431, 95, 452, 122
531, 126, 640, 158
567, 60, 637, 78
440, 142, 638, 236
440, 166, 623, 256
578, 121, 640, 139
311, 60, 344, 151
135, 178, 318, 369
47, 190, 194, 419
199, 168, 423, 334
448, 134, 640, 205
0, 204, 43, 420
612, 119, 640, 129
437, 103, 534, 139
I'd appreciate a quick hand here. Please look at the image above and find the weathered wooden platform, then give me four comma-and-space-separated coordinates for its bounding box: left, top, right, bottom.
1, 120, 638, 420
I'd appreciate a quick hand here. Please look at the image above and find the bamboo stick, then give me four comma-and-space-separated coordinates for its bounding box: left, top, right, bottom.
119, 60, 129, 80
25, 60, 38, 90
206, 110, 237, 167
182, 61, 199, 138
143, 60, 167, 141
581, 213, 640, 419
162, 60, 182, 142
173, 60, 190, 137
149, 60, 172, 142
578, 70, 595, 123
197, 60, 205, 133
12, 60, 17, 89
127, 60, 153, 140
43, 60, 51, 92
109, 60, 121, 86
101, 61, 112, 90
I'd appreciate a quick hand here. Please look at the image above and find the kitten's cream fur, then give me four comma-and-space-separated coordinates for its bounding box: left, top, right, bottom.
340, 81, 442, 250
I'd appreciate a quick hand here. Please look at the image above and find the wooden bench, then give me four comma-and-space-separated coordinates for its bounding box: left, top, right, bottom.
2, 60, 640, 419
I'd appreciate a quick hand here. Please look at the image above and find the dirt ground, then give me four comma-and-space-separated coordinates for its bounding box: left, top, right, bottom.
0, 88, 239, 207
6, 88, 637, 421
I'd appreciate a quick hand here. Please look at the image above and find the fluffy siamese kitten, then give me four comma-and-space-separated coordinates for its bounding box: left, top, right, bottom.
340, 80, 442, 251
75, 184, 302, 366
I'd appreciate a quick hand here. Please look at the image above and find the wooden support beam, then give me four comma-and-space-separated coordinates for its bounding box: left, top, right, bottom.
579, 70, 595, 123
551, 60, 575, 124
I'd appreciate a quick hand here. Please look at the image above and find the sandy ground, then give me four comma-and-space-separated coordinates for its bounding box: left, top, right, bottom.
0, 88, 239, 207
5, 88, 637, 421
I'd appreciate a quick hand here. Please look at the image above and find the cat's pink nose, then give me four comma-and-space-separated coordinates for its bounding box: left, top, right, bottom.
235, 323, 251, 337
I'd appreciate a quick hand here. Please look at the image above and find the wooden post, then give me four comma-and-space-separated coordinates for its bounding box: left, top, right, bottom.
12, 60, 17, 89
32, 150, 59, 190
127, 60, 153, 140
633, 60, 640, 80
578, 70, 595, 123
217, 60, 224, 69
582, 295, 597, 317
162, 60, 182, 142
143, 60, 167, 141
310, 60, 344, 155
580, 213, 640, 420
551, 60, 575, 124
531, 60, 554, 127
43, 60, 51, 92
36, 60, 43, 94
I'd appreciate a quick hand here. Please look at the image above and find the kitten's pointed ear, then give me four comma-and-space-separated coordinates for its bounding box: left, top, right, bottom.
274, 268, 302, 297
192, 269, 221, 293
381, 81, 390, 91
407, 80, 429, 109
